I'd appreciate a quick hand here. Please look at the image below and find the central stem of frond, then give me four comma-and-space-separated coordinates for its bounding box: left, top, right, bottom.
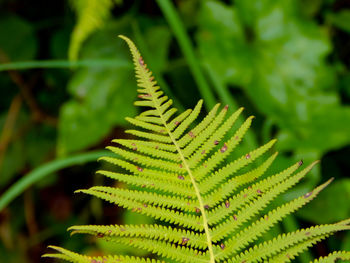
149, 92, 215, 263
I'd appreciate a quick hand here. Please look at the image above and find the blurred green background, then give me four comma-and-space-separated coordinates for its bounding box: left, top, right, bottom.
0, 0, 350, 262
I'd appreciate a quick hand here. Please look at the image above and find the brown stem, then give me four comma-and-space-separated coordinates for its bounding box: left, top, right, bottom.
0, 95, 22, 169
24, 189, 38, 237
0, 49, 57, 126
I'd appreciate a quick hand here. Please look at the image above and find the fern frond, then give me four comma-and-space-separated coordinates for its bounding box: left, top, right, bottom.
77, 188, 204, 230
203, 152, 278, 207
43, 246, 162, 263
96, 170, 195, 197
45, 35, 350, 263
69, 224, 207, 249
312, 251, 350, 262
267, 234, 329, 262
83, 186, 199, 212
226, 179, 334, 254
230, 223, 350, 262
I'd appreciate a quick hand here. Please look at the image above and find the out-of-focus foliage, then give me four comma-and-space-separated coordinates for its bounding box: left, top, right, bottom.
0, 0, 349, 262
69, 0, 115, 61
197, 0, 350, 155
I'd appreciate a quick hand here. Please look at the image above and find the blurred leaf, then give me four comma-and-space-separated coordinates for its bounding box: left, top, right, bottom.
197, 0, 350, 156
0, 107, 55, 187
0, 112, 27, 187
342, 232, 350, 251
297, 179, 350, 224
57, 72, 136, 155
58, 20, 136, 155
197, 1, 251, 86
69, 0, 115, 60
339, 73, 350, 100
298, 0, 322, 18
141, 25, 171, 73
0, 245, 27, 263
25, 125, 56, 167
58, 19, 172, 155
0, 140, 26, 187
50, 27, 71, 59
0, 15, 37, 61
327, 10, 350, 33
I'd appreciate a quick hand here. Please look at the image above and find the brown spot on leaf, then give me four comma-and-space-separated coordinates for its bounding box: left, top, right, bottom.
245, 153, 251, 159
214, 140, 219, 145
233, 214, 238, 220
220, 243, 225, 250
225, 201, 230, 208
137, 166, 143, 172
304, 192, 313, 198
139, 57, 145, 66
257, 189, 262, 194
181, 237, 189, 245
188, 131, 195, 138
195, 208, 200, 213
220, 143, 228, 153
97, 233, 104, 238
174, 121, 180, 126
305, 232, 311, 236
201, 150, 206, 155
204, 205, 210, 210
178, 175, 185, 180
143, 204, 148, 208
298, 160, 303, 166
224, 105, 229, 110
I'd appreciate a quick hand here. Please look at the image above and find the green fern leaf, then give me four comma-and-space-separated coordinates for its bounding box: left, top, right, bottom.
44, 35, 350, 263
312, 251, 350, 262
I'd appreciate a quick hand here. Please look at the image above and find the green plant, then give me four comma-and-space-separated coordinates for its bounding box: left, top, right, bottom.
43, 36, 350, 262
69, 0, 116, 61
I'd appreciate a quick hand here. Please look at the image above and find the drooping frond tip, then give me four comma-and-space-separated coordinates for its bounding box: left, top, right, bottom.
119, 34, 158, 101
